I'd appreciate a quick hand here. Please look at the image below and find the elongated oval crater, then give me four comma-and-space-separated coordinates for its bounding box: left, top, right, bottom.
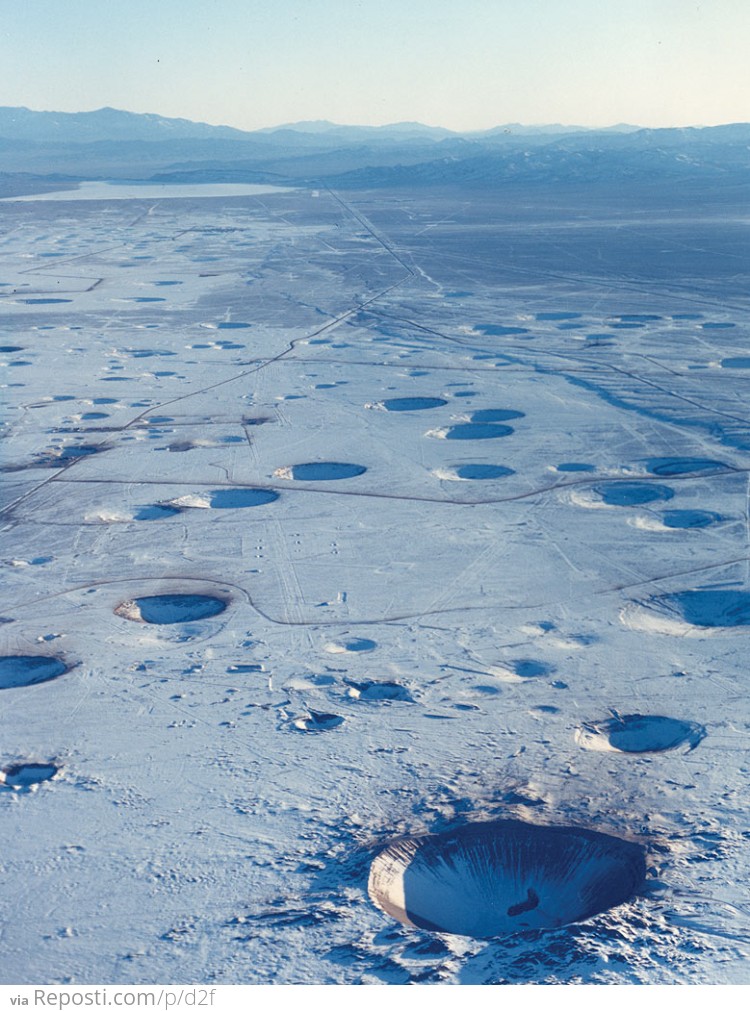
275, 462, 366, 481
369, 820, 646, 939
645, 457, 730, 477
114, 594, 227, 624
0, 655, 68, 690
660, 509, 721, 529
594, 482, 673, 507
431, 423, 514, 441
382, 397, 448, 412
470, 408, 525, 423
209, 488, 279, 509
0, 762, 60, 787
623, 588, 750, 635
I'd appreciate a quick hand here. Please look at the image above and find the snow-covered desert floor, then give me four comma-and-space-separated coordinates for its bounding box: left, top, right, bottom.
1, 179, 749, 984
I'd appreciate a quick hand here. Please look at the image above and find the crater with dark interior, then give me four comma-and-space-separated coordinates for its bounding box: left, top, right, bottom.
0, 655, 68, 690
114, 594, 227, 624
369, 820, 646, 939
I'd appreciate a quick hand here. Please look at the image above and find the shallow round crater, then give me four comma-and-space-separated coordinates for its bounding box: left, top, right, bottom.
576, 714, 705, 753
114, 594, 227, 625
432, 423, 514, 441
665, 589, 750, 628
33, 444, 105, 468
555, 462, 595, 473
293, 710, 344, 732
660, 509, 721, 530
133, 504, 182, 521
208, 488, 279, 509
275, 462, 366, 481
382, 397, 448, 412
488, 659, 554, 681
452, 464, 515, 481
593, 482, 673, 507
470, 408, 525, 423
369, 820, 646, 939
324, 637, 377, 654
1, 762, 60, 788
345, 678, 413, 702
645, 457, 729, 477
624, 588, 750, 634
0, 655, 68, 690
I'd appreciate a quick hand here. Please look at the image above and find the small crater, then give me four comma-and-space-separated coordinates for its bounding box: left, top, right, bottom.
593, 482, 673, 507
661, 589, 750, 628
441, 464, 515, 481
660, 509, 721, 529
114, 594, 228, 625
477, 325, 529, 336
275, 462, 367, 481
31, 444, 105, 468
369, 820, 646, 939
429, 423, 514, 441
381, 397, 448, 412
1, 762, 60, 788
470, 408, 525, 423
19, 298, 72, 305
345, 678, 413, 702
645, 457, 730, 476
324, 637, 377, 654
293, 710, 345, 732
0, 655, 68, 690
536, 312, 582, 321
624, 588, 750, 634
576, 714, 706, 753
209, 488, 279, 509
488, 659, 554, 682
133, 504, 182, 521
555, 462, 595, 473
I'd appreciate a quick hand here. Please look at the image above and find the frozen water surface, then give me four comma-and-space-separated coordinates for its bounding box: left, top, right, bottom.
1, 179, 749, 984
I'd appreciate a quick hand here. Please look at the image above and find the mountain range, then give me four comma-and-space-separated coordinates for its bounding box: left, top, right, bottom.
1, 105, 748, 194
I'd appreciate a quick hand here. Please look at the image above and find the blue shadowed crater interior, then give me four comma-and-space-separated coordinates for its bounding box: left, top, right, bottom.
0, 655, 68, 690
369, 820, 646, 939
580, 714, 705, 753
443, 423, 514, 441
645, 457, 729, 476
209, 488, 279, 509
454, 464, 515, 480
287, 462, 366, 480
662, 589, 750, 628
1, 762, 60, 787
470, 408, 525, 423
661, 510, 720, 529
594, 482, 674, 506
117, 594, 227, 624
382, 397, 448, 411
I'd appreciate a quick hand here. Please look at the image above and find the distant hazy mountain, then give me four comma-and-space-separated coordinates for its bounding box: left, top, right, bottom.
0, 105, 747, 193
0, 106, 249, 143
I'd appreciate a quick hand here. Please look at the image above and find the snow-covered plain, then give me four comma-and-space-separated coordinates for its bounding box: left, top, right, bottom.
1, 180, 749, 984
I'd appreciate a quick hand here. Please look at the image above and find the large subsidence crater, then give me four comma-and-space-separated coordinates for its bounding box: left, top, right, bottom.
369, 819, 646, 939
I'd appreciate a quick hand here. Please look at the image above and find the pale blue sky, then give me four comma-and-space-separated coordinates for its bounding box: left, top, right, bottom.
1, 0, 748, 130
